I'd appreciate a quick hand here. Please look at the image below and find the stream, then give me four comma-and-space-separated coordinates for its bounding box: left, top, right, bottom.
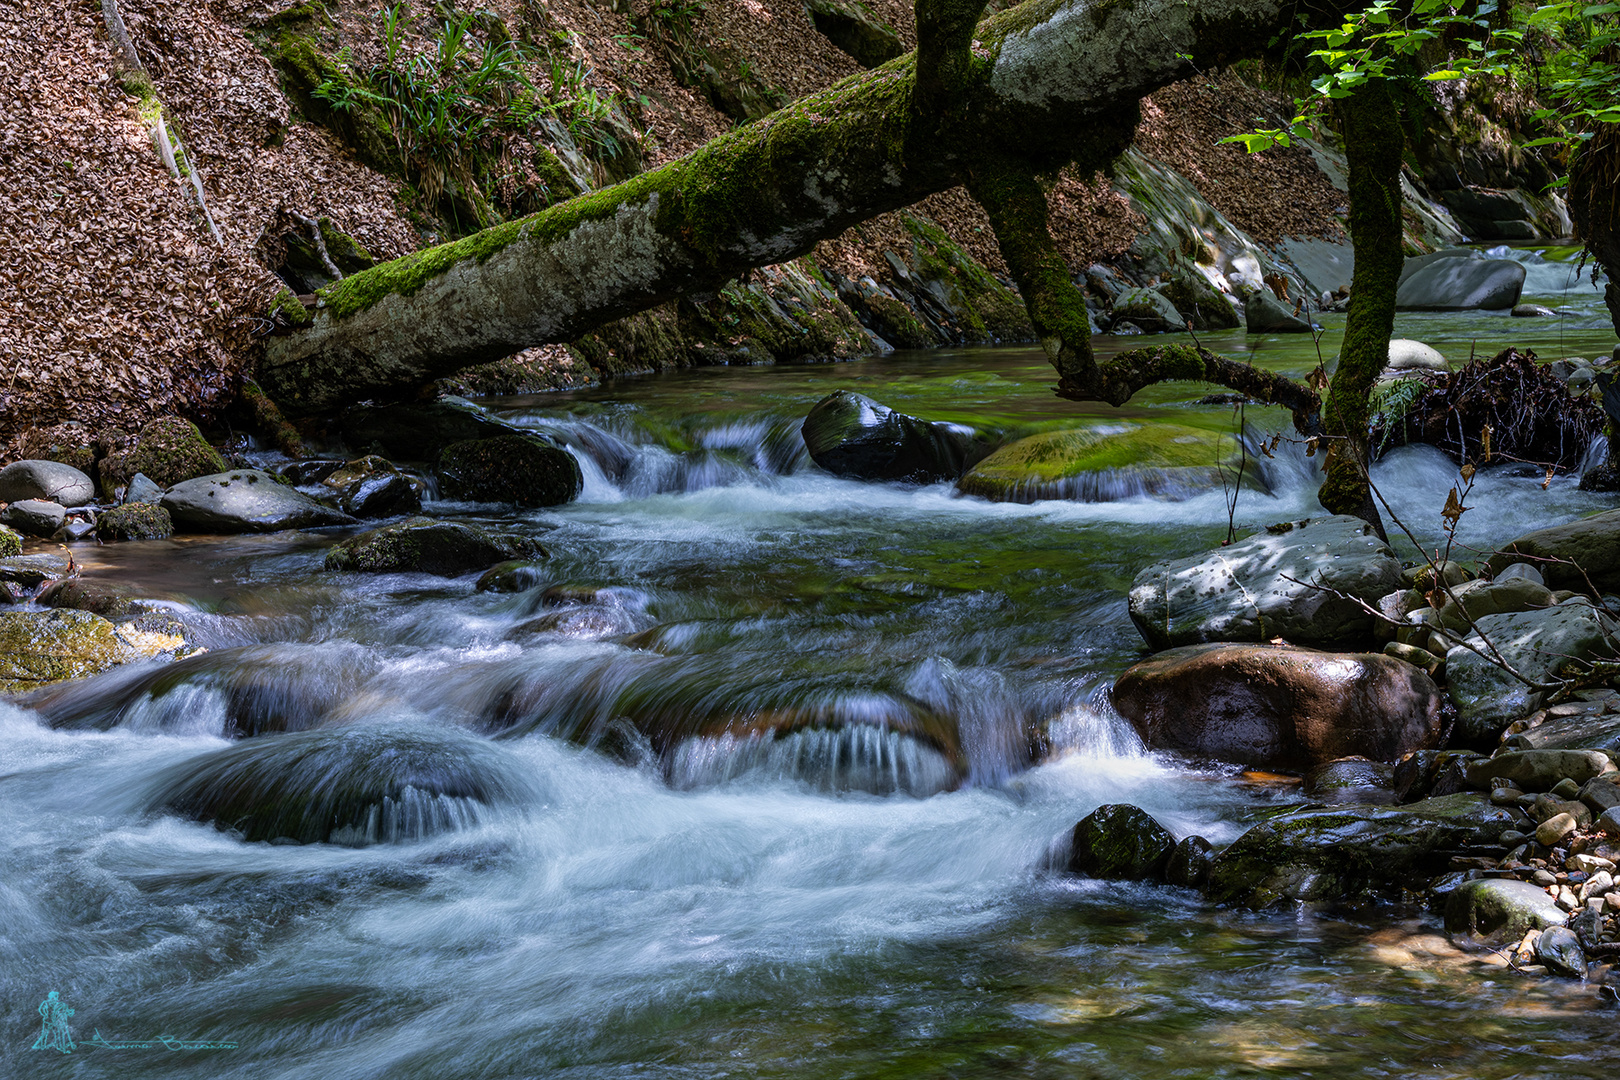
4, 248, 1620, 1076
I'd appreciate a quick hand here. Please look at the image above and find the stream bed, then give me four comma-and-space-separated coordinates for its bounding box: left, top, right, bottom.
4, 248, 1620, 1076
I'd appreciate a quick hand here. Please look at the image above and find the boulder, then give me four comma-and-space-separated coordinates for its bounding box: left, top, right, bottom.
1513, 303, 1557, 318
1445, 878, 1566, 947
1067, 804, 1177, 880
1395, 257, 1525, 311
1303, 757, 1397, 805
1113, 644, 1444, 769
339, 396, 537, 461
124, 472, 164, 505
801, 0, 904, 68
96, 502, 173, 541
36, 578, 149, 619
0, 609, 187, 694
162, 471, 356, 534
476, 560, 548, 593
1385, 339, 1447, 371
802, 390, 986, 484
1, 500, 67, 538
1485, 509, 1620, 595
1158, 268, 1240, 331
1435, 575, 1556, 632
1111, 286, 1188, 333
324, 517, 546, 576
1535, 925, 1587, 977
956, 424, 1248, 504
1463, 749, 1617, 792
1203, 792, 1518, 907
1127, 516, 1403, 650
0, 460, 95, 507
437, 435, 582, 507
1164, 835, 1213, 888
1244, 290, 1314, 333
321, 456, 423, 518
126, 417, 228, 488
1445, 605, 1620, 745
0, 551, 74, 591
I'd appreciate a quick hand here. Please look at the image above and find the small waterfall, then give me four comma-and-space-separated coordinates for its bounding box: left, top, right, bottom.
666, 725, 960, 796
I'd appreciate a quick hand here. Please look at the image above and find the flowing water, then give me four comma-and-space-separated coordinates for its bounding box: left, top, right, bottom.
5, 248, 1620, 1077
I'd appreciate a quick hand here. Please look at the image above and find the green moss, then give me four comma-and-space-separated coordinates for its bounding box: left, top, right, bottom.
0, 610, 126, 693
958, 423, 1251, 502
96, 503, 173, 542
128, 417, 228, 488
0, 526, 20, 558
863, 292, 937, 348
269, 287, 313, 326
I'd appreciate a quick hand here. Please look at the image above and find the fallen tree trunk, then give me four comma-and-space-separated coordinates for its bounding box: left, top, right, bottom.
261, 0, 1333, 415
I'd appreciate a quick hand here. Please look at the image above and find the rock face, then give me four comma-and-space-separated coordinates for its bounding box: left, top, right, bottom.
0, 460, 95, 507
324, 517, 546, 576
1445, 879, 1567, 947
0, 609, 186, 694
1112, 644, 1444, 769
96, 502, 173, 541
1127, 516, 1403, 650
437, 435, 582, 507
1395, 256, 1525, 310
1485, 509, 1620, 594
1204, 793, 1518, 907
1445, 604, 1620, 745
1244, 290, 1314, 333
957, 424, 1247, 504
127, 417, 229, 488
163, 471, 355, 534
1067, 804, 1177, 880
802, 390, 986, 484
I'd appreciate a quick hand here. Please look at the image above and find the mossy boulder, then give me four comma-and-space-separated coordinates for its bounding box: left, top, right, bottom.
128, 417, 228, 488
96, 502, 173, 541
1067, 804, 1177, 880
0, 609, 186, 694
1159, 268, 1239, 331
1444, 879, 1567, 948
437, 435, 582, 507
0, 525, 19, 558
802, 390, 989, 484
476, 560, 548, 593
322, 456, 423, 518
325, 517, 547, 576
957, 424, 1249, 503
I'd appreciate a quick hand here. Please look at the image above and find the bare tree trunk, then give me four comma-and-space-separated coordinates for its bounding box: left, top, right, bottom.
260, 0, 1340, 416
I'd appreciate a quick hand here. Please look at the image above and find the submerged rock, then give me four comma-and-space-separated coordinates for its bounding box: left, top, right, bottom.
802, 390, 986, 484
957, 424, 1250, 504
1067, 804, 1176, 880
1244, 290, 1314, 333
147, 724, 533, 845
324, 517, 546, 576
0, 459, 95, 507
1127, 516, 1403, 650
1396, 256, 1525, 311
163, 470, 356, 533
1204, 792, 1517, 907
437, 435, 582, 507
1112, 643, 1443, 769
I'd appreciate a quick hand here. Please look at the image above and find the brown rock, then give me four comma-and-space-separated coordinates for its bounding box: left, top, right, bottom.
1111, 643, 1445, 769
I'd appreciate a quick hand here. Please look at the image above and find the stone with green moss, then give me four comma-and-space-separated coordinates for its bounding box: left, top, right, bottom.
958, 423, 1251, 503
128, 417, 228, 488
0, 526, 20, 558
325, 516, 547, 576
0, 609, 184, 695
1067, 804, 1176, 880
438, 435, 582, 507
97, 502, 174, 542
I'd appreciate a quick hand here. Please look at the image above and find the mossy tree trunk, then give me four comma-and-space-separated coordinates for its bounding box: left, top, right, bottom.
1317, 81, 1404, 538
261, 0, 1350, 416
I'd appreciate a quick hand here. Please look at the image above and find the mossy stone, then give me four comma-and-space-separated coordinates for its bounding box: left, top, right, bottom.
1068, 804, 1176, 880
97, 503, 174, 541
0, 609, 178, 694
128, 417, 228, 488
325, 516, 546, 576
0, 526, 20, 558
958, 424, 1249, 503
437, 435, 582, 507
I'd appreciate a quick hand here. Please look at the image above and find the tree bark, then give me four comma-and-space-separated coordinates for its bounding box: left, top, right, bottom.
1318, 81, 1403, 538
261, 0, 1341, 415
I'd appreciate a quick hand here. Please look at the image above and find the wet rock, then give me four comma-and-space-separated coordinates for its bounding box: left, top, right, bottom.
321, 456, 423, 518
1244, 289, 1314, 333
0, 525, 18, 558
1, 499, 67, 538
1446, 606, 1620, 744
0, 551, 73, 592
0, 460, 95, 507
1386, 339, 1447, 371
124, 472, 164, 505
1204, 792, 1518, 907
1303, 757, 1397, 805
1513, 303, 1558, 318
1111, 286, 1187, 333
1067, 804, 1176, 880
0, 609, 186, 694
1113, 643, 1443, 769
1127, 515, 1403, 650
1393, 749, 1484, 803
324, 517, 546, 576
802, 390, 987, 484
52, 517, 97, 543
1165, 835, 1213, 888
1493, 562, 1545, 587
1445, 878, 1567, 947
1581, 777, 1620, 815
1536, 925, 1587, 977
127, 416, 228, 488
96, 502, 173, 541
1485, 509, 1620, 595
476, 560, 548, 593
1396, 257, 1525, 311
1600, 807, 1620, 835
957, 424, 1250, 504
1502, 710, 1620, 754
437, 435, 582, 507
147, 723, 534, 845
1464, 749, 1617, 792
339, 396, 536, 461
1537, 812, 1580, 846
1435, 575, 1556, 632
1158, 267, 1239, 331
162, 471, 356, 534
35, 578, 148, 619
